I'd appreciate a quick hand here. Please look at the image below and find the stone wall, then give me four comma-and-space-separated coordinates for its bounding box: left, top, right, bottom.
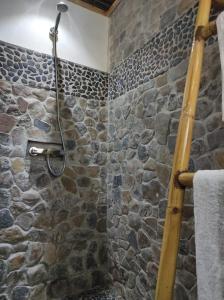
107, 3, 223, 300
0, 41, 109, 299
0, 2, 223, 300
109, 0, 197, 69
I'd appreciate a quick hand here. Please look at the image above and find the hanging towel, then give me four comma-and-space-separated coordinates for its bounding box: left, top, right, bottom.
193, 170, 224, 300
217, 13, 224, 121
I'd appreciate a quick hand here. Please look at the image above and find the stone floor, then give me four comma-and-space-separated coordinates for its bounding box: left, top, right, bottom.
79, 290, 116, 300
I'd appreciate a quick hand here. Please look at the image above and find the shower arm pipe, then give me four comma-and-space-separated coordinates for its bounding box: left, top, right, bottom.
45, 24, 66, 177
155, 0, 212, 299
53, 33, 64, 147
53, 32, 66, 157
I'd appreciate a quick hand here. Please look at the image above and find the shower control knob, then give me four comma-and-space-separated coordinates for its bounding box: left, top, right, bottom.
29, 147, 44, 156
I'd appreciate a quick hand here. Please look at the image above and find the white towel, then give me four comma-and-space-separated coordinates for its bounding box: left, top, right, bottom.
193, 170, 224, 300
217, 13, 224, 121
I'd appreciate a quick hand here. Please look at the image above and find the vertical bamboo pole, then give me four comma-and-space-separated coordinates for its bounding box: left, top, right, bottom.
155, 1, 212, 299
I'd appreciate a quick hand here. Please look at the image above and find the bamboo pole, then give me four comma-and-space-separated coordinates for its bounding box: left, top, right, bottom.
155, 1, 212, 299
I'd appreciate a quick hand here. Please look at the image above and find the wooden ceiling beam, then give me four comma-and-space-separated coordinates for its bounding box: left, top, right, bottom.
68, 0, 121, 17
105, 0, 120, 16
68, 0, 106, 16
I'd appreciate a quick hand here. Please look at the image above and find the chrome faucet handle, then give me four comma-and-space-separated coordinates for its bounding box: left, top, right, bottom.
29, 147, 64, 157
29, 147, 45, 156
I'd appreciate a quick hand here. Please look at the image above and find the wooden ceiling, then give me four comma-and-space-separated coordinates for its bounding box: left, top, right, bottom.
68, 0, 120, 16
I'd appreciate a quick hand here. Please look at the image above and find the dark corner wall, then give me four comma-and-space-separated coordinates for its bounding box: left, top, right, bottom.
0, 40, 109, 299
107, 0, 223, 299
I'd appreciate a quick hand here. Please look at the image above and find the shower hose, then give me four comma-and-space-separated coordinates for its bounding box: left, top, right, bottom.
46, 30, 66, 177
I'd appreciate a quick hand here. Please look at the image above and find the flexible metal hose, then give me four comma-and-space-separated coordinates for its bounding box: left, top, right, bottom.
46, 29, 66, 177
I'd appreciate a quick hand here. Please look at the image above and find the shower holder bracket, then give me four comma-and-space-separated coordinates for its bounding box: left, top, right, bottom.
49, 27, 58, 41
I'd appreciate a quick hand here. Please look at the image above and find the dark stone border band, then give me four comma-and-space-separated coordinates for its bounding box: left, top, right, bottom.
0, 4, 218, 102
0, 40, 108, 101
109, 4, 217, 100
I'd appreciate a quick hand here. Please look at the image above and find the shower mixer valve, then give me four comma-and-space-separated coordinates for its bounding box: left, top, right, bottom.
29, 147, 64, 157
29, 146, 44, 156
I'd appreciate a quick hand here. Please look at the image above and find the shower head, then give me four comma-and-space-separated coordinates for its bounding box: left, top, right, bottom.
57, 2, 69, 13
50, 2, 68, 37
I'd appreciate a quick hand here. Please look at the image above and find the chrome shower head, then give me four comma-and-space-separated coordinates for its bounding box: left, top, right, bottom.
57, 2, 68, 13
50, 2, 68, 39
